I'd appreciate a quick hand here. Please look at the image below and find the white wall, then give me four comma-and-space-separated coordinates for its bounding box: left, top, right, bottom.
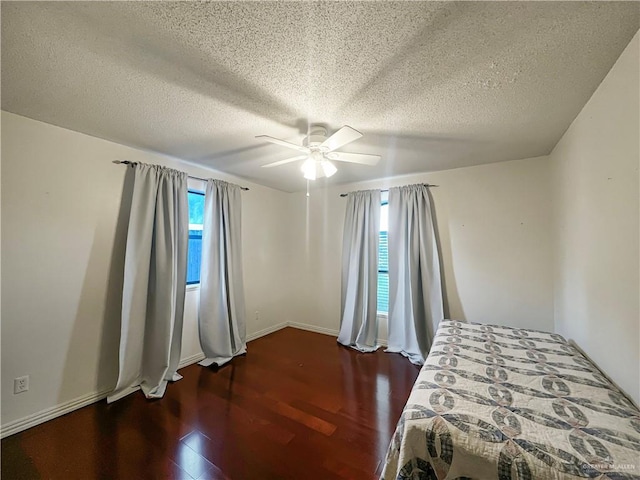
550, 32, 639, 404
1, 111, 293, 429
286, 156, 554, 339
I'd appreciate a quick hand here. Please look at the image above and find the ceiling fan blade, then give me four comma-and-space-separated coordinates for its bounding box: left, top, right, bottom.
326, 151, 381, 166
256, 135, 309, 153
261, 155, 308, 168
320, 126, 363, 152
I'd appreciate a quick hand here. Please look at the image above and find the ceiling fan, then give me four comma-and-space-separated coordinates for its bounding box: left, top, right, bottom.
257, 125, 380, 180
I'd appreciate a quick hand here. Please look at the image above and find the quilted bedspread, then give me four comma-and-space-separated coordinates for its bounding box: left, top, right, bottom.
382, 320, 640, 480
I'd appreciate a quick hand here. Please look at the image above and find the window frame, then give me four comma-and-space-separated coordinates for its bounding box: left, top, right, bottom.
187, 189, 205, 286
377, 197, 389, 316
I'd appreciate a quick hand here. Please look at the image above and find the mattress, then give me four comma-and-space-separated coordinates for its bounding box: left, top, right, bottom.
382, 320, 640, 480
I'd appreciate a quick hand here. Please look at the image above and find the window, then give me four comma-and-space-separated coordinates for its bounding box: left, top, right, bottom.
378, 195, 389, 314
187, 190, 204, 285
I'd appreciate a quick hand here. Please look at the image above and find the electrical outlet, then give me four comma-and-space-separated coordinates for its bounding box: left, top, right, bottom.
255, 310, 259, 321
14, 375, 29, 394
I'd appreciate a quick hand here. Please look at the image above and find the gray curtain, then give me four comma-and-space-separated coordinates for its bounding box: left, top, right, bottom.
108, 163, 188, 403
387, 184, 444, 364
338, 189, 381, 352
198, 179, 246, 367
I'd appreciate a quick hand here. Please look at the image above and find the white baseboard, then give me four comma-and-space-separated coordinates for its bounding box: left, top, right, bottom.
0, 320, 363, 439
178, 352, 206, 369
288, 321, 339, 337
176, 323, 288, 370
247, 322, 288, 341
0, 388, 111, 439
287, 321, 388, 347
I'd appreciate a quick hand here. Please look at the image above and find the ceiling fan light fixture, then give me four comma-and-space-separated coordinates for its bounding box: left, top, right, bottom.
301, 158, 317, 180
321, 160, 337, 178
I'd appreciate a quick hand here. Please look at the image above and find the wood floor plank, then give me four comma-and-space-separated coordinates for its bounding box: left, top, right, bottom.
1, 327, 420, 480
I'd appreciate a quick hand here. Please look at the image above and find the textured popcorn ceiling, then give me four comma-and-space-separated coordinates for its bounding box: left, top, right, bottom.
2, 2, 639, 192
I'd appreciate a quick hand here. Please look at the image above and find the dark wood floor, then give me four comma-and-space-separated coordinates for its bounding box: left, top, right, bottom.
2, 327, 420, 480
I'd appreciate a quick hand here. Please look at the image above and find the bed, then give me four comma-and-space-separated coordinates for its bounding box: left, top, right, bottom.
382, 320, 640, 480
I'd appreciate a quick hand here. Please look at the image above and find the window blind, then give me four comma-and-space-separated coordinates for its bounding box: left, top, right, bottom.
378, 230, 389, 313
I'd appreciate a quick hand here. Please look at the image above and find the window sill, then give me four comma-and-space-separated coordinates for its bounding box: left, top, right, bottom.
186, 284, 200, 291
377, 312, 388, 320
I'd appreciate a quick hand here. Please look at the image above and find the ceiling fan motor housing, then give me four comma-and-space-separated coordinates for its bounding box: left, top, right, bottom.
303, 125, 328, 149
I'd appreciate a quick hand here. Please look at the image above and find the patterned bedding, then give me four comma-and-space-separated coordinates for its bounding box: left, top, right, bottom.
382, 320, 640, 480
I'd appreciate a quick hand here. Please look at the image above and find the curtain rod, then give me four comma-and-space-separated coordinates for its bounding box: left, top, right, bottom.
113, 160, 250, 191
339, 183, 438, 197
